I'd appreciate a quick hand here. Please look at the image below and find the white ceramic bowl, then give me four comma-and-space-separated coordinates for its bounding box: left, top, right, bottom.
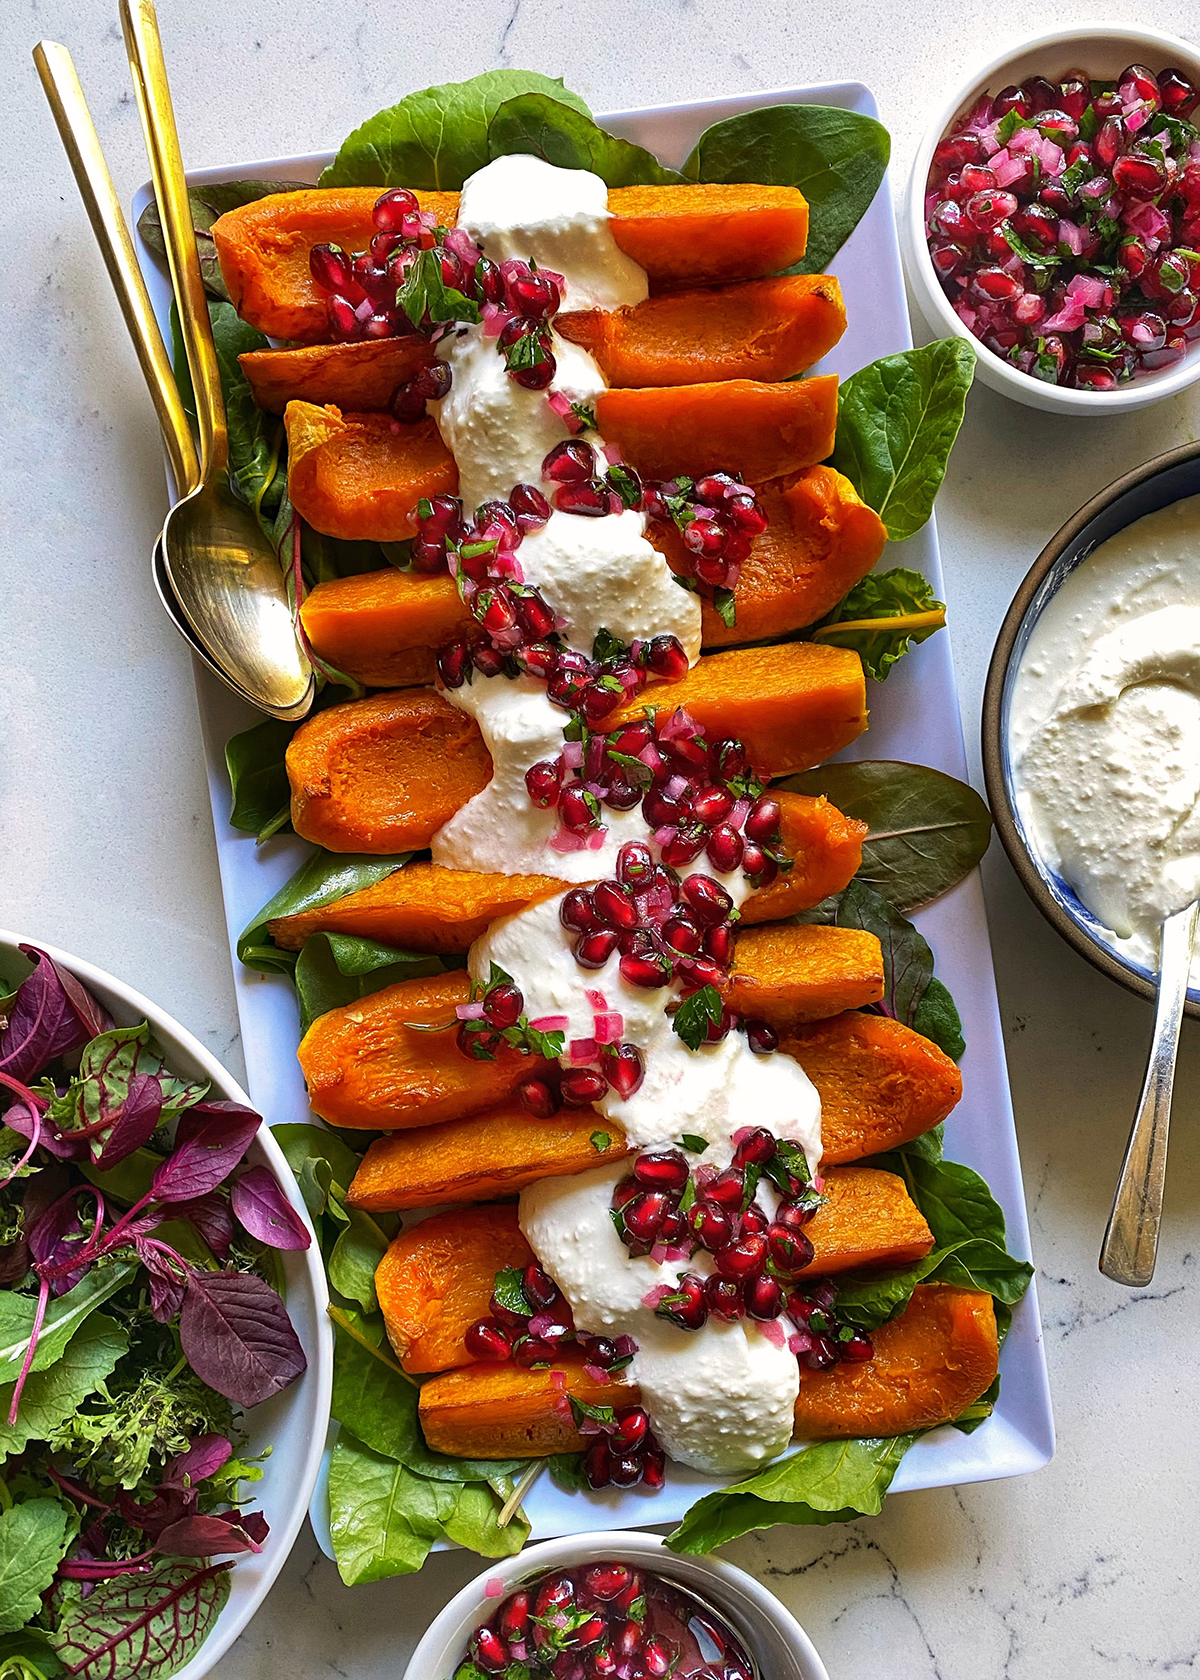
401, 1531, 829, 1680
901, 21, 1200, 414
0, 931, 332, 1680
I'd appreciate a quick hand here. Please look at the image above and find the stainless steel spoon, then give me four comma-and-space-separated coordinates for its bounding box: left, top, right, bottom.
118, 0, 314, 722
1100, 898, 1199, 1286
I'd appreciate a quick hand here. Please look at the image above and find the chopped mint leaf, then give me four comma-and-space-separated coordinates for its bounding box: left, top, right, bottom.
607, 463, 642, 510
712, 586, 737, 627
592, 627, 629, 663
503, 328, 551, 372
568, 1394, 617, 1427
679, 1134, 708, 1154
570, 399, 598, 430
590, 1131, 612, 1152
672, 985, 723, 1051
492, 1265, 532, 1318
397, 246, 481, 329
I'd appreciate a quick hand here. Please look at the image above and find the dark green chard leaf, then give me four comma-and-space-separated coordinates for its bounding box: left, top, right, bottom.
833, 1237, 1032, 1329
294, 933, 451, 1036
665, 1433, 918, 1554
487, 94, 682, 185
0, 1502, 72, 1635
225, 719, 296, 843
829, 338, 975, 541
548, 1452, 588, 1492
327, 1431, 461, 1583
682, 105, 891, 274
777, 760, 992, 911
810, 568, 946, 681
50, 1560, 232, 1679
177, 302, 287, 534
321, 72, 591, 189
331, 1322, 420, 1462
137, 179, 310, 302
0, 1316, 127, 1461
236, 850, 412, 973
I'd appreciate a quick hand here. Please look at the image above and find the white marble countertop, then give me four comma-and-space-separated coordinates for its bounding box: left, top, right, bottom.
3, 0, 1200, 1673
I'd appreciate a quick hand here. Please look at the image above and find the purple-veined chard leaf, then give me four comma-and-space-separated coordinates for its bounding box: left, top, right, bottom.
155, 1510, 268, 1557
0, 947, 111, 1083
179, 1268, 306, 1405
170, 1193, 235, 1259
230, 1166, 312, 1251
161, 1433, 233, 1490
50, 1559, 232, 1680
151, 1103, 260, 1204
92, 1072, 164, 1170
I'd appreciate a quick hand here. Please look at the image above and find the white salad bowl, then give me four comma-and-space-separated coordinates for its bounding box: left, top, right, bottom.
402, 1531, 830, 1680
902, 21, 1200, 415
0, 930, 333, 1680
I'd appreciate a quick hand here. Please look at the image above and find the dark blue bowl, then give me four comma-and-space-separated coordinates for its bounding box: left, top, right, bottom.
982, 439, 1200, 1020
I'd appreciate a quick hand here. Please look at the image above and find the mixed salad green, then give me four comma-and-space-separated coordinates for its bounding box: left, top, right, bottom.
0, 946, 309, 1678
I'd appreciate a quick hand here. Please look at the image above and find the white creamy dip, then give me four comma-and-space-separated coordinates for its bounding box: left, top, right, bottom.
1012, 493, 1200, 987
424, 154, 821, 1474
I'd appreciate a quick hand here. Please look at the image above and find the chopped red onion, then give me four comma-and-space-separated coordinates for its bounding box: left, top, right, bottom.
568, 1037, 598, 1065
455, 1001, 487, 1021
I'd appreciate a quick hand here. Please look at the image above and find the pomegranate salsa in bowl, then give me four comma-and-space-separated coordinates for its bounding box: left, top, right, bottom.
925, 62, 1200, 391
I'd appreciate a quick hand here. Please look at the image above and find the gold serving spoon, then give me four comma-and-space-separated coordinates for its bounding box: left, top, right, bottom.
117, 0, 314, 721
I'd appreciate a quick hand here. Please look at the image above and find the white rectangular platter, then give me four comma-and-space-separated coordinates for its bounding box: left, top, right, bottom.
133, 77, 1054, 1548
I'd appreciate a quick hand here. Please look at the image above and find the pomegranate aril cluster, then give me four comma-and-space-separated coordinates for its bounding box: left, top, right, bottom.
927, 65, 1200, 386
463, 1566, 658, 1680
453, 964, 566, 1064
486, 257, 565, 391
642, 473, 767, 605
578, 1402, 665, 1494
464, 1259, 636, 1377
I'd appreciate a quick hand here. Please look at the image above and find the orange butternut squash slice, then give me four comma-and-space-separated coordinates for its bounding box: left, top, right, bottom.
783, 1013, 963, 1166
663, 466, 889, 649
594, 377, 838, 485
801, 1166, 933, 1277
556, 275, 845, 387
793, 1286, 999, 1440
285, 405, 457, 543
297, 971, 539, 1131
375, 1203, 531, 1374
612, 642, 867, 779
287, 688, 491, 853
727, 923, 885, 1029
349, 1103, 631, 1211
212, 184, 808, 341
419, 1354, 639, 1459
267, 794, 862, 953
211, 187, 460, 343
241, 336, 435, 415
298, 569, 463, 690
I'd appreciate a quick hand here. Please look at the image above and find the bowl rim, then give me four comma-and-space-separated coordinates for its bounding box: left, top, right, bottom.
0, 928, 333, 1680
903, 20, 1200, 414
400, 1530, 831, 1680
980, 437, 1200, 1020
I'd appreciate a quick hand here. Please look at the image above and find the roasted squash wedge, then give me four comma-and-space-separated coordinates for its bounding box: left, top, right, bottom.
419, 1354, 640, 1459
801, 1166, 933, 1276
375, 1203, 531, 1374
792, 1286, 999, 1439
284, 405, 457, 543
241, 336, 435, 415
727, 923, 885, 1028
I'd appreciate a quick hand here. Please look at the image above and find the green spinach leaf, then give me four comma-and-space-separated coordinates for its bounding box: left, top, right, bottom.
488, 94, 682, 185
442, 1482, 530, 1557
0, 1264, 135, 1386
327, 1431, 460, 1583
778, 760, 992, 911
683, 105, 890, 274
137, 179, 309, 302
321, 72, 591, 189
0, 1501, 71, 1634
226, 719, 296, 842
665, 1433, 916, 1554
331, 1324, 420, 1462
272, 1124, 364, 1206
328, 1207, 390, 1314
294, 933, 450, 1035
0, 1628, 64, 1679
912, 977, 966, 1061
236, 850, 411, 973
0, 1316, 128, 1460
811, 568, 946, 681
830, 338, 975, 541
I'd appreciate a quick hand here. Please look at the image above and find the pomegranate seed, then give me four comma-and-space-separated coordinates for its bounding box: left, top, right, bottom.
582, 681, 624, 726
580, 1334, 619, 1369
507, 269, 561, 318
929, 198, 970, 241
410, 535, 446, 574
1095, 115, 1126, 168
519, 641, 559, 681
559, 784, 600, 833
413, 361, 452, 401
1058, 76, 1090, 118
990, 85, 1028, 119
592, 880, 638, 929
583, 1438, 612, 1488
512, 353, 556, 391
966, 190, 1017, 231
555, 479, 609, 516
519, 1077, 559, 1118
574, 1614, 607, 1650
727, 494, 768, 535
746, 1274, 785, 1320
1114, 150, 1166, 195
662, 910, 703, 955
972, 267, 1023, 303
576, 928, 619, 969
677, 953, 723, 991
740, 1203, 769, 1236
1010, 203, 1058, 252
437, 639, 472, 689
371, 187, 418, 232
536, 1575, 576, 1616
742, 843, 777, 886
561, 1067, 608, 1106
619, 950, 670, 989
705, 1168, 746, 1211
612, 1405, 649, 1452
643, 1637, 673, 1677
841, 1333, 875, 1363
326, 293, 360, 340
776, 1195, 818, 1231
616, 840, 655, 888
1021, 75, 1057, 112
464, 1320, 510, 1361
717, 1234, 768, 1280
681, 874, 733, 926
683, 518, 727, 558
473, 1626, 508, 1672
500, 1591, 530, 1641
1036, 108, 1078, 144
1070, 362, 1117, 391
1120, 63, 1159, 104
309, 242, 354, 293
560, 887, 598, 933
691, 1200, 733, 1252
658, 1272, 708, 1330
613, 1176, 640, 1210
584, 1564, 635, 1602
933, 132, 982, 171
390, 381, 428, 423
543, 439, 595, 483
607, 1042, 645, 1099
633, 1149, 689, 1192
745, 1018, 779, 1055
524, 759, 564, 810
661, 824, 710, 869
1160, 67, 1199, 116
484, 982, 523, 1030
767, 1223, 815, 1276
645, 633, 690, 681
733, 1127, 776, 1167
1014, 293, 1046, 325
693, 551, 736, 590
704, 1275, 744, 1320
703, 923, 733, 967
959, 163, 996, 194
712, 737, 750, 780
642, 1447, 666, 1490
705, 823, 744, 873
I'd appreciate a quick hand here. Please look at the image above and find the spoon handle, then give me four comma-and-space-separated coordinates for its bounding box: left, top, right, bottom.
119, 0, 228, 482
1100, 899, 1199, 1287
32, 40, 199, 497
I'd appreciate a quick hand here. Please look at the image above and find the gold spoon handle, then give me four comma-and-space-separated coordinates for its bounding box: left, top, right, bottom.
33, 40, 200, 498
1100, 898, 1199, 1287
119, 0, 228, 482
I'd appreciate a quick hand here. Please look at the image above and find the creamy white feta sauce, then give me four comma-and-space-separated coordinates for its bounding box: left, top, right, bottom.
425, 154, 820, 1474
1012, 493, 1200, 987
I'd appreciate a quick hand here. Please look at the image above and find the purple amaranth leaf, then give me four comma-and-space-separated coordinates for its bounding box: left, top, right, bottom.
115, 1486, 191, 1540
151, 1103, 260, 1204
230, 1167, 311, 1251
0, 947, 110, 1083
49, 1559, 232, 1678
134, 1239, 188, 1324
178, 1268, 306, 1407
155, 1510, 268, 1557
162, 1433, 233, 1491
92, 1072, 164, 1170
28, 1188, 94, 1295
170, 1194, 235, 1260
